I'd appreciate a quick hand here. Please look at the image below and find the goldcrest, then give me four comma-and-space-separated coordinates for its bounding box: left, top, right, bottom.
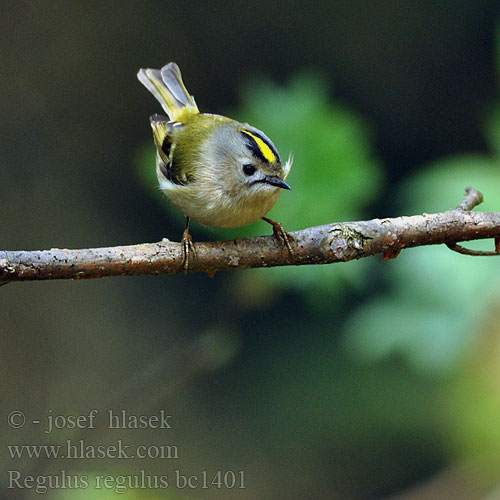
137, 62, 293, 270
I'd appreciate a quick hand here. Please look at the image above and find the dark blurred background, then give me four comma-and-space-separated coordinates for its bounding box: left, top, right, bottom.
2, 1, 500, 499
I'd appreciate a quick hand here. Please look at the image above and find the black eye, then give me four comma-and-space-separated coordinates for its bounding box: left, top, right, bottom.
242, 164, 256, 176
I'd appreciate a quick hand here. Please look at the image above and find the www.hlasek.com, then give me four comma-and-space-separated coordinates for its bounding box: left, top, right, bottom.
8, 469, 247, 494
7, 440, 178, 460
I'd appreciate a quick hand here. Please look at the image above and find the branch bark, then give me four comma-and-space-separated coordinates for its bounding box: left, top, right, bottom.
1, 187, 499, 284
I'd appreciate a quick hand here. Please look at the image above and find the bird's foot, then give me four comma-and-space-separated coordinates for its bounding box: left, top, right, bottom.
262, 216, 295, 258
181, 228, 196, 274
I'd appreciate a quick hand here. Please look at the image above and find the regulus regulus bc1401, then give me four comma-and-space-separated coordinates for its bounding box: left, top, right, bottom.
137, 62, 293, 271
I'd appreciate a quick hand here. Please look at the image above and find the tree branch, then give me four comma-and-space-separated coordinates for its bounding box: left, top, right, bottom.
1, 187, 499, 284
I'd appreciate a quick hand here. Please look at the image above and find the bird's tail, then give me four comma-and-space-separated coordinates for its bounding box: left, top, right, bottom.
137, 62, 199, 122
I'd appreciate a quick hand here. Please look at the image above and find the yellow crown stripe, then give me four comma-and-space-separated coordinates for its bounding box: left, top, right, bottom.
241, 130, 278, 164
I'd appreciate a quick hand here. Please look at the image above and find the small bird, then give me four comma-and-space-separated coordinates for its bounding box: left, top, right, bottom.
137, 62, 293, 272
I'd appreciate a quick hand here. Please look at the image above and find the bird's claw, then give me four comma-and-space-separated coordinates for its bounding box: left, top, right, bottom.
262, 217, 295, 259
181, 228, 196, 274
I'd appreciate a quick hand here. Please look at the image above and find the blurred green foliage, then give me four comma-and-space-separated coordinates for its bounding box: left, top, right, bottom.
343, 148, 500, 374
337, 86, 500, 491
339, 25, 500, 378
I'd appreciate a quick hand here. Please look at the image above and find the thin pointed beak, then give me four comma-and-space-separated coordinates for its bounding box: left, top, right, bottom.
264, 175, 292, 190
